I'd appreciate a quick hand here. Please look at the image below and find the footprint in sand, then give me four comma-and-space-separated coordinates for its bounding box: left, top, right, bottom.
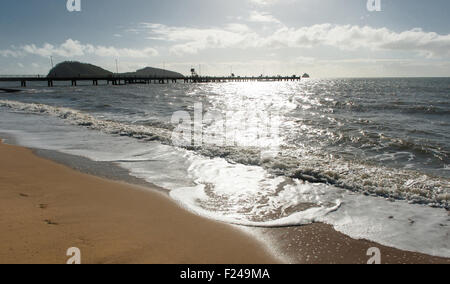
44, 219, 58, 225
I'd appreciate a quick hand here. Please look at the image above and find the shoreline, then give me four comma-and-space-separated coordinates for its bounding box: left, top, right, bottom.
0, 138, 449, 264
0, 140, 277, 264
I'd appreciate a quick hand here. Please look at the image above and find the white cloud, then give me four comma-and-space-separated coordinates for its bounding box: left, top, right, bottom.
263, 25, 450, 58
294, 56, 316, 65
142, 21, 450, 58
89, 45, 158, 58
142, 23, 260, 55
225, 23, 252, 33
2, 39, 158, 59
248, 11, 281, 24
0, 49, 23, 58
249, 0, 280, 6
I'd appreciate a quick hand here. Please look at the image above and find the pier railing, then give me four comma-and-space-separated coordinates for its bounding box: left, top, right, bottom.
0, 74, 303, 87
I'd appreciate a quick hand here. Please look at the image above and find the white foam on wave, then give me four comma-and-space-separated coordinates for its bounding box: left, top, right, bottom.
324, 192, 450, 258
169, 155, 450, 258
0, 99, 172, 143
170, 162, 450, 257
170, 156, 341, 226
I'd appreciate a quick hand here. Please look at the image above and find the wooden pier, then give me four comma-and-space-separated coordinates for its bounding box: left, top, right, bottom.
0, 75, 302, 88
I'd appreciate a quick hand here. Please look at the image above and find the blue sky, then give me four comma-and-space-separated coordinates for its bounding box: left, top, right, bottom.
0, 0, 449, 77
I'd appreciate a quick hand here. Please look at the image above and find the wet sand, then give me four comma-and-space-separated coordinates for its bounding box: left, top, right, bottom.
255, 224, 450, 264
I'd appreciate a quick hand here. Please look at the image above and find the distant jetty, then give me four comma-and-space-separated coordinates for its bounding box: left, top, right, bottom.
0, 61, 307, 87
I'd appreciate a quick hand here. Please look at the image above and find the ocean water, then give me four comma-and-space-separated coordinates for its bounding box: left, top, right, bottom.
0, 78, 449, 257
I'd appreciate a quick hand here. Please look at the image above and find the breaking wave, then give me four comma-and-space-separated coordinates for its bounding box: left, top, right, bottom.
1, 99, 448, 210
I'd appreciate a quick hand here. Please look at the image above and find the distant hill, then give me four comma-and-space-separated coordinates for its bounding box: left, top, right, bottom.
47, 61, 184, 78
123, 67, 184, 78
48, 61, 113, 78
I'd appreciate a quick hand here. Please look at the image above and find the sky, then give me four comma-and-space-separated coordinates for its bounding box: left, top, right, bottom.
0, 0, 449, 77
